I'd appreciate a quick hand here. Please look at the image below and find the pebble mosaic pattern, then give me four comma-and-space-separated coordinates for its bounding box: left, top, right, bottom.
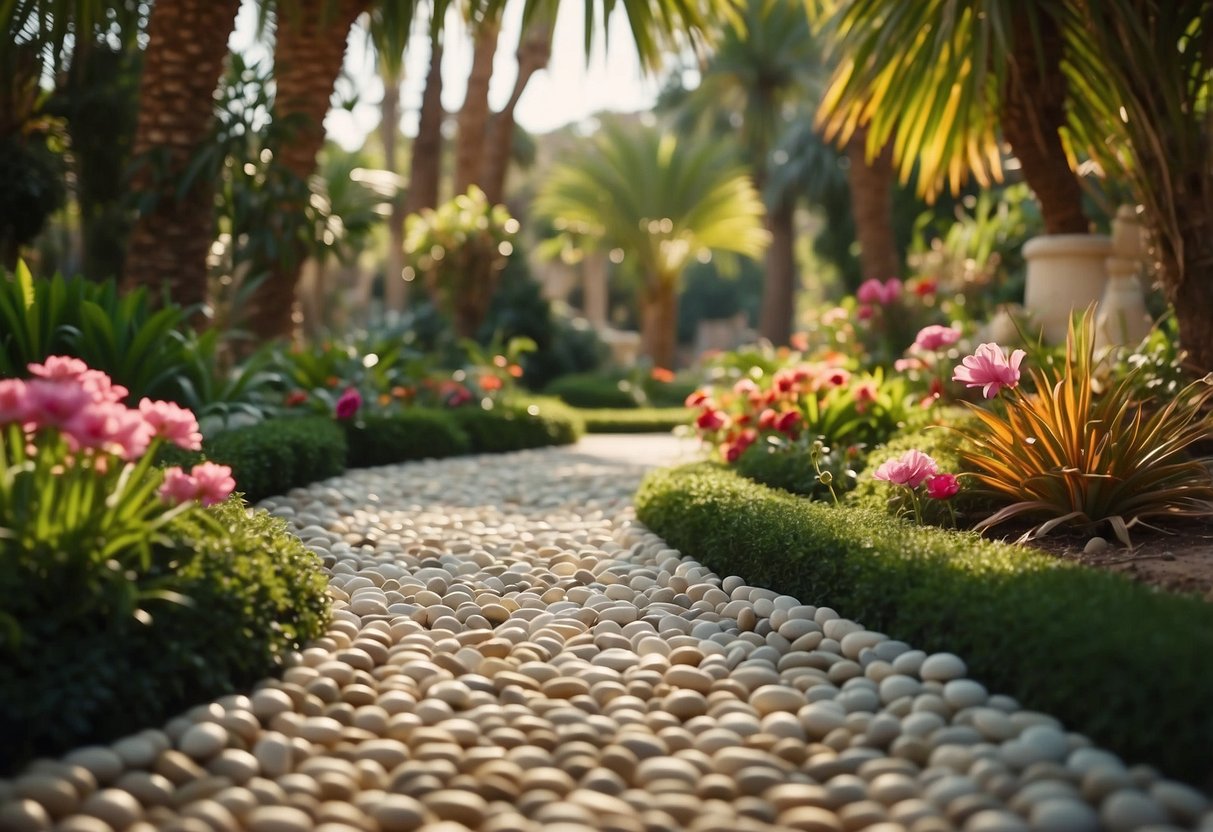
2, 445, 1211, 832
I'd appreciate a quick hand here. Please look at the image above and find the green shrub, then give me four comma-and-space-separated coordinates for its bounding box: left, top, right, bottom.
845, 408, 989, 523
544, 372, 641, 408
204, 417, 347, 503
635, 463, 1213, 785
644, 377, 699, 408
0, 499, 329, 773
736, 437, 860, 500
578, 407, 692, 433
344, 410, 470, 468
451, 397, 584, 453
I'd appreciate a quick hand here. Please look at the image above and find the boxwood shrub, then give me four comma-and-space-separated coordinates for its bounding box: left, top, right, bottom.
0, 499, 330, 773
203, 417, 347, 503
577, 407, 692, 434
451, 397, 584, 453
544, 372, 640, 408
343, 409, 471, 468
635, 463, 1213, 785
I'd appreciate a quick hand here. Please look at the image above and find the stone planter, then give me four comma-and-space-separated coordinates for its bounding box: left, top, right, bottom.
1022, 234, 1112, 344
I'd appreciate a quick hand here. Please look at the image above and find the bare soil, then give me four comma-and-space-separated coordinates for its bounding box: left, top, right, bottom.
993, 519, 1213, 601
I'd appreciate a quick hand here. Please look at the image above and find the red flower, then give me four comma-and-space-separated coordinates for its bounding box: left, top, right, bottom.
284, 390, 309, 407
926, 473, 960, 500
774, 410, 801, 437
685, 390, 710, 408
696, 408, 729, 431
914, 276, 938, 297
758, 408, 778, 430
335, 388, 362, 419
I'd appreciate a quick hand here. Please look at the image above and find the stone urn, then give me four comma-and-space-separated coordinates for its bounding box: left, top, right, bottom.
1094, 205, 1154, 350
1022, 233, 1112, 344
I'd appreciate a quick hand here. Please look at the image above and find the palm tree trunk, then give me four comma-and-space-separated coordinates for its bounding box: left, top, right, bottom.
122, 0, 242, 308
380, 66, 407, 314
1000, 9, 1088, 235
640, 277, 679, 370
405, 37, 444, 215
845, 128, 900, 283
480, 15, 555, 203
453, 18, 501, 195
758, 198, 798, 345
244, 0, 371, 341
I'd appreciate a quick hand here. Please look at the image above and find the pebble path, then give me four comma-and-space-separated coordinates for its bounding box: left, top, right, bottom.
2, 439, 1211, 832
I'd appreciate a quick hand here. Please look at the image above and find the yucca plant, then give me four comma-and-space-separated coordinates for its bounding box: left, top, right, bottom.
955, 309, 1213, 545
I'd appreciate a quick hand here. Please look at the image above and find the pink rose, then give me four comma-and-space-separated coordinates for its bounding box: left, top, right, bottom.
872, 449, 939, 489
914, 324, 961, 352
953, 342, 1026, 399
28, 356, 89, 381
926, 473, 960, 500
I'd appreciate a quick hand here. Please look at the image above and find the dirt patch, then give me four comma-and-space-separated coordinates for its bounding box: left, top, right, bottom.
992, 519, 1213, 601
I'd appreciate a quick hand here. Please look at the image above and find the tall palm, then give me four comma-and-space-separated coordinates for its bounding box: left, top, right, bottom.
534, 125, 770, 368
1064, 0, 1213, 371
122, 0, 243, 309
813, 1, 1088, 235
673, 0, 818, 346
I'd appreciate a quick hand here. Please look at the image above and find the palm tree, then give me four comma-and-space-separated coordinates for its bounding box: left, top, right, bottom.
813, 1, 1088, 235
534, 125, 770, 368
1064, 0, 1213, 371
671, 0, 818, 346
122, 0, 243, 309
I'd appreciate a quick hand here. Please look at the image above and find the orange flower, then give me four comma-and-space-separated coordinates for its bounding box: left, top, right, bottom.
325, 376, 340, 388
378, 394, 391, 407
480, 375, 503, 391
650, 367, 675, 383
507, 364, 523, 378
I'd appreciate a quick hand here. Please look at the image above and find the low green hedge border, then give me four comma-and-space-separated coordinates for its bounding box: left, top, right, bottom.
576, 407, 692, 433
635, 462, 1213, 785
343, 410, 471, 468
0, 500, 330, 773
449, 397, 584, 453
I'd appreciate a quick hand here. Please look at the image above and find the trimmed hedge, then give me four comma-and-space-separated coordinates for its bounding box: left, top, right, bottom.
450, 397, 584, 453
343, 409, 471, 468
0, 500, 330, 773
545, 373, 640, 408
577, 407, 692, 433
203, 417, 348, 503
635, 463, 1213, 785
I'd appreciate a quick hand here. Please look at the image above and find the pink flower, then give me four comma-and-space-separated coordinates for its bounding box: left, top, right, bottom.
926, 473, 960, 500
914, 325, 961, 352
856, 279, 884, 305
110, 408, 154, 460
857, 278, 902, 306
24, 380, 93, 429
854, 380, 879, 404
872, 449, 939, 489
335, 388, 362, 420
732, 379, 760, 397
159, 466, 198, 505
190, 462, 235, 507
856, 304, 875, 321
821, 368, 851, 388
28, 356, 89, 381
139, 399, 203, 451
0, 378, 31, 425
79, 370, 128, 404
953, 342, 1026, 399
63, 403, 125, 452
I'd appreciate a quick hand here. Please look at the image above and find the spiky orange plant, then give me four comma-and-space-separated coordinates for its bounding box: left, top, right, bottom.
956, 310, 1213, 545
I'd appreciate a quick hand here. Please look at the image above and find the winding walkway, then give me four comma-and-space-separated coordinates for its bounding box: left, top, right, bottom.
2, 437, 1210, 832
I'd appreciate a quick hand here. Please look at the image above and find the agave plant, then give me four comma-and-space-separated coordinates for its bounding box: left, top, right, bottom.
956, 309, 1213, 545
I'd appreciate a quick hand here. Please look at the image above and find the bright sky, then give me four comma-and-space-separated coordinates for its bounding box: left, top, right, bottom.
228, 0, 667, 150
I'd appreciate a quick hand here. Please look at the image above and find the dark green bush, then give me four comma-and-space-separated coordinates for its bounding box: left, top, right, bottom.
204, 417, 347, 503
635, 463, 1213, 785
578, 407, 692, 433
451, 397, 584, 453
544, 372, 641, 408
343, 410, 471, 468
0, 499, 329, 773
644, 377, 699, 408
